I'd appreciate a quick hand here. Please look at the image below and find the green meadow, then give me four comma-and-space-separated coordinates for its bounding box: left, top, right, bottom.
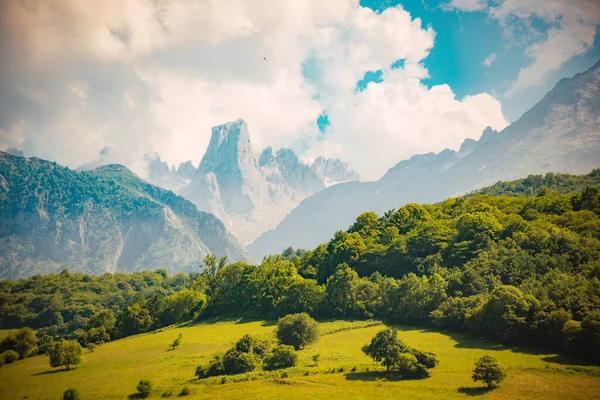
1, 320, 599, 400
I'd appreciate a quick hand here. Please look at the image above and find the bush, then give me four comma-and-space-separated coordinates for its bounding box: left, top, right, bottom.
411, 349, 439, 369
1, 350, 19, 365
137, 379, 152, 398
276, 313, 319, 350
178, 387, 190, 396
196, 354, 226, 378
222, 349, 256, 374
472, 355, 506, 388
162, 389, 173, 397
170, 333, 182, 350
263, 345, 298, 370
234, 334, 271, 358
63, 388, 81, 400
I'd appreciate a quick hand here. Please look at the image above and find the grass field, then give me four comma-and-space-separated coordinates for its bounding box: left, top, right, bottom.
0, 320, 599, 399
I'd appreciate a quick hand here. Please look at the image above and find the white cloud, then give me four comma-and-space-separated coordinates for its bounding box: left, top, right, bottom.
482, 53, 497, 67
0, 121, 26, 151
0, 0, 507, 180
446, 0, 488, 12
493, 0, 600, 95
445, 0, 600, 94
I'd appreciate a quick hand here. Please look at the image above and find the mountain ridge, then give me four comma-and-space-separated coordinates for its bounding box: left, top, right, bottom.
0, 151, 250, 279
247, 60, 600, 258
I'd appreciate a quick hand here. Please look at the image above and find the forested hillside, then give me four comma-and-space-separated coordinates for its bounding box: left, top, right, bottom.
1, 186, 600, 363
471, 169, 600, 197
0, 152, 249, 278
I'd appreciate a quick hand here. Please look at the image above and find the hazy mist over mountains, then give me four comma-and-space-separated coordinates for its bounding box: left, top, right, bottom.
1, 60, 599, 277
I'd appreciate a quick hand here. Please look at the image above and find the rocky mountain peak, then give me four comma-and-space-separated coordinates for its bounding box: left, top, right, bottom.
258, 146, 275, 168
310, 156, 361, 185
177, 161, 196, 180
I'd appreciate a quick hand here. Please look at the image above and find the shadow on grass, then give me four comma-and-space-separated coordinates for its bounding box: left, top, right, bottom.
541, 354, 591, 366
345, 371, 427, 382
457, 387, 494, 396
127, 393, 147, 400
31, 368, 72, 376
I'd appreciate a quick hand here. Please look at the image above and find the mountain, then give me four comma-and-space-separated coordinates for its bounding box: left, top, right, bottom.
77, 147, 193, 192
248, 59, 600, 258
180, 119, 361, 244
0, 151, 249, 279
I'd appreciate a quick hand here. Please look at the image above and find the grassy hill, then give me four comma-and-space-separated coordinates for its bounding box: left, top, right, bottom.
0, 320, 599, 400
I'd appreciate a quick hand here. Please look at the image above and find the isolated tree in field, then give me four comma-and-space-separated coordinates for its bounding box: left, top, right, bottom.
276, 313, 319, 350
170, 333, 183, 350
472, 355, 506, 389
361, 328, 408, 372
49, 340, 83, 371
63, 388, 81, 400
137, 379, 152, 398
0, 327, 38, 359
312, 353, 320, 366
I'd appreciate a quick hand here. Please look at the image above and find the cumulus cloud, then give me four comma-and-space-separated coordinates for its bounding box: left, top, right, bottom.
445, 0, 600, 95
492, 0, 600, 95
0, 0, 507, 180
482, 53, 497, 67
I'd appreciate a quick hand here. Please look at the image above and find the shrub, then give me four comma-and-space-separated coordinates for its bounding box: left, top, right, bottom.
234, 334, 271, 358
63, 388, 81, 400
178, 387, 190, 396
1, 350, 19, 365
87, 343, 96, 353
276, 313, 319, 350
222, 349, 256, 374
162, 389, 173, 397
411, 349, 439, 369
170, 333, 182, 350
196, 353, 226, 378
312, 353, 320, 365
137, 379, 152, 398
472, 355, 506, 389
280, 371, 289, 378
263, 345, 298, 370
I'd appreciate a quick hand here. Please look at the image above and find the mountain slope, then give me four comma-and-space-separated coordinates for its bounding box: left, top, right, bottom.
248, 60, 600, 258
180, 119, 360, 244
0, 152, 249, 279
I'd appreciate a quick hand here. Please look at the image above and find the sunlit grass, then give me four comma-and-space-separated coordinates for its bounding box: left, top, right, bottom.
0, 321, 599, 399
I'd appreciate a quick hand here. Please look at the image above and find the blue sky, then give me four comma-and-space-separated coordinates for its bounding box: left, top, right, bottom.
360, 0, 600, 121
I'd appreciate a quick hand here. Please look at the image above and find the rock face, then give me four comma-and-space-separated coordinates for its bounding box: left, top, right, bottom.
0, 152, 250, 279
311, 156, 361, 186
247, 59, 600, 258
180, 120, 361, 244
143, 152, 188, 192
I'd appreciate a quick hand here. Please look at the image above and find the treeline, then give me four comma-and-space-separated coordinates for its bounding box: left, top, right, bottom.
0, 269, 194, 342
470, 169, 600, 197
1, 187, 600, 363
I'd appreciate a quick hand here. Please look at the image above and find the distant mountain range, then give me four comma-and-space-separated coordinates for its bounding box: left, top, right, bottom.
0, 152, 249, 279
78, 120, 361, 244
247, 59, 600, 258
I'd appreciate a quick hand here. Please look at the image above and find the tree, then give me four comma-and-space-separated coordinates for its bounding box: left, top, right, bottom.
263, 345, 298, 370
49, 340, 83, 371
170, 333, 183, 350
361, 328, 407, 372
137, 379, 152, 398
325, 264, 359, 317
472, 355, 506, 389
63, 388, 81, 400
0, 327, 38, 359
312, 353, 320, 366
276, 313, 319, 350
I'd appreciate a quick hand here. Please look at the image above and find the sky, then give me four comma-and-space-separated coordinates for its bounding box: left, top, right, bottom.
0, 0, 598, 180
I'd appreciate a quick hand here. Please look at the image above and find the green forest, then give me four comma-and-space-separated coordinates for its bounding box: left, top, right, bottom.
1, 172, 600, 367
